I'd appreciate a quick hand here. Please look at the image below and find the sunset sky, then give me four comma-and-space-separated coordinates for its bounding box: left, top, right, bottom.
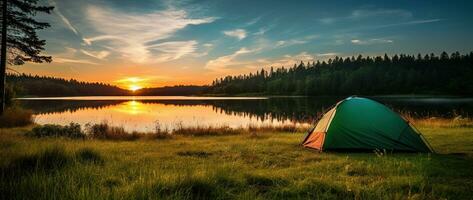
12, 0, 473, 89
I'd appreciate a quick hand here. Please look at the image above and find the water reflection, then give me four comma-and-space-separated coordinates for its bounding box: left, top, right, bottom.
114, 101, 146, 115
18, 96, 473, 132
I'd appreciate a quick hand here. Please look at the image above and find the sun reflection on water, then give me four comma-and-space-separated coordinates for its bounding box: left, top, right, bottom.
113, 100, 146, 115
32, 100, 299, 132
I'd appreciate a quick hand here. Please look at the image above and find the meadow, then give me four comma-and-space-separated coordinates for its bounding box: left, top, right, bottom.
1, 120, 472, 200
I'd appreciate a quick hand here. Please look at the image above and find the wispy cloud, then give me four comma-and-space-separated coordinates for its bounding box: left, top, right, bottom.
319, 7, 412, 25
49, 0, 79, 35
351, 8, 412, 19
148, 40, 199, 62
275, 39, 308, 47
254, 27, 270, 36
49, 47, 98, 65
316, 52, 339, 57
53, 57, 98, 65
223, 29, 247, 40
274, 34, 318, 48
270, 52, 315, 66
80, 49, 110, 60
242, 52, 316, 71
205, 47, 259, 72
245, 17, 261, 26
373, 19, 442, 29
351, 38, 393, 45
319, 18, 336, 25
84, 6, 216, 63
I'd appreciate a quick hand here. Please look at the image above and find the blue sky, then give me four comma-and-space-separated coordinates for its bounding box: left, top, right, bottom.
15, 0, 473, 88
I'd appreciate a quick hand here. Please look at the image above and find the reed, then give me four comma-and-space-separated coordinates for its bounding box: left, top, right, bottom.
24, 113, 473, 141
0, 107, 34, 128
85, 122, 143, 140
400, 111, 473, 127
26, 121, 310, 140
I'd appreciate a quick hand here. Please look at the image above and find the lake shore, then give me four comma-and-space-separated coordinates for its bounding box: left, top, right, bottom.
1, 124, 472, 199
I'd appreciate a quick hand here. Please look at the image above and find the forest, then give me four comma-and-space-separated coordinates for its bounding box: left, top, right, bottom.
7, 51, 473, 97
5, 74, 206, 97
133, 86, 206, 96
206, 52, 473, 96
6, 74, 129, 97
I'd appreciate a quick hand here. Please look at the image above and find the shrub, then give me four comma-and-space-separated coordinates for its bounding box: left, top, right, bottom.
152, 120, 172, 139
0, 107, 33, 128
29, 123, 85, 138
85, 122, 141, 140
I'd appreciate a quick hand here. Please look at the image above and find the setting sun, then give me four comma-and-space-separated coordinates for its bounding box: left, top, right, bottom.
115, 77, 148, 91
129, 85, 142, 91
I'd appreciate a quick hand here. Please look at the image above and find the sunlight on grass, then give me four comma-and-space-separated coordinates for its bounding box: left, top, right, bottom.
1, 124, 472, 199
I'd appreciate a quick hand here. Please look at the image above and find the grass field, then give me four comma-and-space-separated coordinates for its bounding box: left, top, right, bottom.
1, 125, 473, 200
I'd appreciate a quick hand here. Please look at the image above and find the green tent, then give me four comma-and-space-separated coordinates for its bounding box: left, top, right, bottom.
302, 97, 433, 152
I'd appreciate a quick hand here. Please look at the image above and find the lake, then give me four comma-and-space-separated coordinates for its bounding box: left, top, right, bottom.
17, 96, 473, 132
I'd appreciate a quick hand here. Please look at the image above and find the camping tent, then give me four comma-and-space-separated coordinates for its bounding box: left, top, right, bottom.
302, 97, 433, 152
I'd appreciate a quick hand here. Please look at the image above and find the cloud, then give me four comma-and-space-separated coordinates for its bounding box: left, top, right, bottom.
253, 27, 270, 36
319, 18, 336, 24
246, 17, 261, 26
351, 38, 393, 45
84, 6, 216, 63
319, 7, 412, 25
374, 19, 442, 29
205, 47, 259, 71
350, 8, 412, 19
80, 49, 110, 59
404, 19, 442, 24
148, 40, 199, 62
316, 53, 339, 57
276, 39, 308, 47
246, 52, 316, 70
223, 29, 247, 40
47, 47, 98, 65
82, 35, 123, 46
53, 57, 98, 65
273, 34, 317, 48
280, 52, 314, 64
205, 51, 338, 75
49, 0, 79, 35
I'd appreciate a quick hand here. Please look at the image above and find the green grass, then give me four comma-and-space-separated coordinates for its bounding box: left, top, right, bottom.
1, 125, 472, 199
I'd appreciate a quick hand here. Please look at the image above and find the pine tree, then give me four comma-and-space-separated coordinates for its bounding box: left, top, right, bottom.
0, 0, 53, 114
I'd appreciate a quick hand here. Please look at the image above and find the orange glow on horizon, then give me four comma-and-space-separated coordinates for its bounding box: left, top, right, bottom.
115, 77, 148, 91
129, 85, 142, 91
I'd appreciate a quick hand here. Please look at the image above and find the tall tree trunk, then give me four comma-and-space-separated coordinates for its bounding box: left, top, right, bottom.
0, 0, 7, 114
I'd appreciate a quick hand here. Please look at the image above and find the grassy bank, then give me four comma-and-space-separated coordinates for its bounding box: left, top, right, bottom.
1, 124, 473, 199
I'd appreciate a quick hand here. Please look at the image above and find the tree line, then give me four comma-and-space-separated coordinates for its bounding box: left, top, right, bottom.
206, 52, 473, 96
6, 73, 207, 97
134, 86, 206, 96
7, 74, 129, 96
